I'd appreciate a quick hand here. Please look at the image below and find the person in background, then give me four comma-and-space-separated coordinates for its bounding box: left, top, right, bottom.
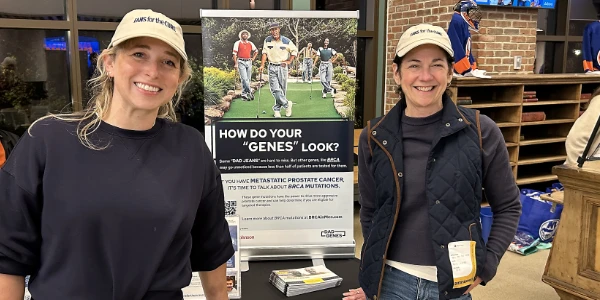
298, 42, 317, 83
343, 23, 521, 300
232, 29, 259, 100
314, 38, 339, 99
0, 9, 233, 300
258, 22, 298, 118
565, 87, 600, 167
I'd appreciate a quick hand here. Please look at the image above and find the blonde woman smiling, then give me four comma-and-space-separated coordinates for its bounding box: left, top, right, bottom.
0, 9, 232, 300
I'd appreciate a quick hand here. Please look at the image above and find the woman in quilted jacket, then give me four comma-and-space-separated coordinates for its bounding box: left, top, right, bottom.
343, 23, 521, 300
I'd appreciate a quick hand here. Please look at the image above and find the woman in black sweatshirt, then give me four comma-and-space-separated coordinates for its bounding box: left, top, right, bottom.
0, 9, 233, 300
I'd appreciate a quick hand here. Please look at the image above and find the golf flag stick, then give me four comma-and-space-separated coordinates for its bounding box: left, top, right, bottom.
256, 72, 262, 118
296, 59, 299, 83
310, 63, 314, 100
234, 68, 240, 99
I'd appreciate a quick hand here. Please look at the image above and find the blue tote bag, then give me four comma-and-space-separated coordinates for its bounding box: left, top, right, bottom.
517, 187, 563, 243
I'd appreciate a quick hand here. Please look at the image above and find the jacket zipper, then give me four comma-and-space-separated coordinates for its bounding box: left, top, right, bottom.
369, 134, 402, 300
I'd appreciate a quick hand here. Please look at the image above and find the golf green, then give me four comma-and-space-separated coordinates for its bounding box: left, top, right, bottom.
222, 81, 342, 119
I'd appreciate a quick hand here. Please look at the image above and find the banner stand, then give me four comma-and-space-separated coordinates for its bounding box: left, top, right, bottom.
240, 261, 249, 273
242, 243, 356, 260
311, 258, 325, 267
200, 8, 359, 271
239, 243, 355, 272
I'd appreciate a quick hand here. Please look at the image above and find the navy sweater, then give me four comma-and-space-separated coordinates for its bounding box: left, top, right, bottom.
0, 117, 234, 299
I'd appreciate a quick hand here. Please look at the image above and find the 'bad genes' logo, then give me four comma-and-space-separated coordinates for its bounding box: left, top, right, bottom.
321, 229, 346, 238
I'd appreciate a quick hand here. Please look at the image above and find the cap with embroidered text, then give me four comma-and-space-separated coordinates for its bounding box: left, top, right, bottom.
108, 9, 187, 61
395, 24, 454, 58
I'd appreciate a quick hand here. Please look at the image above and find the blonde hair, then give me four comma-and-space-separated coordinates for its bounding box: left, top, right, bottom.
28, 39, 193, 150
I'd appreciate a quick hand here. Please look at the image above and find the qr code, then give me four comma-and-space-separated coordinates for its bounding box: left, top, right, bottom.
225, 200, 237, 216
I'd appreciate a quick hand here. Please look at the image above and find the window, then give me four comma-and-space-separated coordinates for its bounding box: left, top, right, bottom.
537, 0, 600, 73
539, 42, 564, 74
536, 8, 559, 36
228, 0, 280, 10
77, 0, 213, 24
76, 30, 114, 104
0, 0, 66, 20
179, 34, 204, 132
315, 0, 358, 11
569, 0, 599, 20
0, 29, 72, 136
569, 0, 599, 35
535, 42, 545, 74
566, 42, 583, 73
535, 42, 564, 74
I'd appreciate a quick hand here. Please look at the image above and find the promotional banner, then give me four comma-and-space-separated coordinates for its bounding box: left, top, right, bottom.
199, 9, 358, 260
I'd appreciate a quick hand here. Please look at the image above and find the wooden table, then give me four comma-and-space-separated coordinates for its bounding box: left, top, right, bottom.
542, 165, 600, 300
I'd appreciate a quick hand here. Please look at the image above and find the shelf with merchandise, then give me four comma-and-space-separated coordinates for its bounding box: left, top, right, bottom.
521, 103, 579, 124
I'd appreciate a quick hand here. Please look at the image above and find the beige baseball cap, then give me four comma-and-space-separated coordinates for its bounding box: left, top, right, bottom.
108, 9, 187, 61
395, 24, 454, 58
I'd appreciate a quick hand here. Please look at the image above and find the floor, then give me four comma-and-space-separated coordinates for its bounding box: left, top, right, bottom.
351, 204, 560, 300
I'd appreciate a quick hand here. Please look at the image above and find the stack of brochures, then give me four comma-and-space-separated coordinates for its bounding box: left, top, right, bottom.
269, 265, 343, 296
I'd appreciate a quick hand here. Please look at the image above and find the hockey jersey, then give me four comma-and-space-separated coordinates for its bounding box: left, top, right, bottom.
582, 21, 600, 72
448, 12, 477, 75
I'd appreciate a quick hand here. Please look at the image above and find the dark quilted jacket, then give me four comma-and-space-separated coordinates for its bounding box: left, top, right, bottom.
358, 96, 486, 300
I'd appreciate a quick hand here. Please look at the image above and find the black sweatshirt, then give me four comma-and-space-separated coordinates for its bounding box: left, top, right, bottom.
358, 109, 521, 283
0, 118, 234, 300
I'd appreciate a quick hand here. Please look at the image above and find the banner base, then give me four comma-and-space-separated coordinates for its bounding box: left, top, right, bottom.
240, 242, 356, 261
240, 260, 250, 273
311, 258, 325, 266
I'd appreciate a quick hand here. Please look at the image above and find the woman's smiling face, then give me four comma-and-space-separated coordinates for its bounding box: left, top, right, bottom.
393, 44, 452, 112
104, 36, 183, 114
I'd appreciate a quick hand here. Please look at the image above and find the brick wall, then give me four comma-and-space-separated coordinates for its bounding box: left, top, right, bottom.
385, 0, 538, 112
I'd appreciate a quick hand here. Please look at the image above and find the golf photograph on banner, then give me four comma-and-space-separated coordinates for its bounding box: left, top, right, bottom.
200, 10, 358, 123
